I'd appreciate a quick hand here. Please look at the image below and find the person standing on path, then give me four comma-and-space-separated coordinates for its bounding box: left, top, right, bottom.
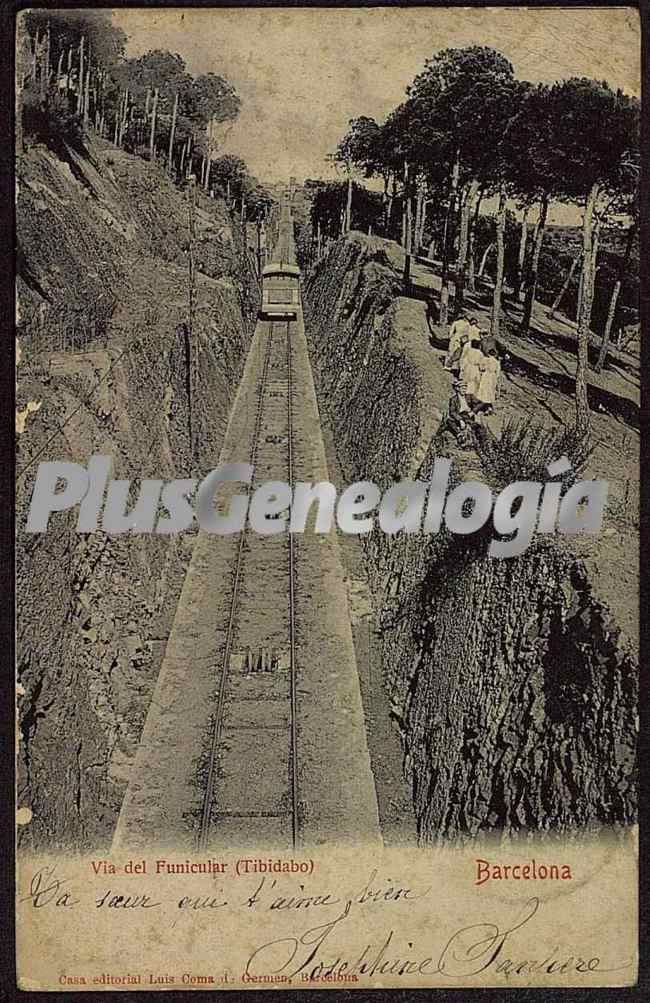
472, 335, 503, 441
444, 311, 470, 369
459, 334, 485, 411
467, 314, 481, 345
475, 336, 501, 413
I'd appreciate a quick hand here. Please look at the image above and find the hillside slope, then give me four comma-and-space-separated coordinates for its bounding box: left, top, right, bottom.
16, 136, 260, 850
304, 233, 638, 845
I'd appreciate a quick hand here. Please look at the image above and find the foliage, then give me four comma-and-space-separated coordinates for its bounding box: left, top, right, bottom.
184, 71, 240, 128
326, 47, 639, 325
114, 49, 192, 109
379, 102, 420, 182
209, 154, 249, 197
244, 185, 275, 218
20, 10, 127, 68
308, 181, 384, 238
474, 417, 594, 491
21, 85, 85, 158
535, 229, 640, 335
309, 182, 346, 237
405, 46, 518, 186
544, 79, 640, 202
335, 116, 383, 177
19, 11, 242, 184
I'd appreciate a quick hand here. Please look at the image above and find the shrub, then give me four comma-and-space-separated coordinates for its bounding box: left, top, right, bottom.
474, 417, 593, 492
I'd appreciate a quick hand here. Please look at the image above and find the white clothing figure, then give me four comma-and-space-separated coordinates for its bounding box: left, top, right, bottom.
466, 320, 481, 345
477, 355, 501, 405
445, 316, 470, 368
459, 342, 485, 399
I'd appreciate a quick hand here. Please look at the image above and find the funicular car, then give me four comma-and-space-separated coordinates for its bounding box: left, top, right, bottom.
259, 262, 301, 321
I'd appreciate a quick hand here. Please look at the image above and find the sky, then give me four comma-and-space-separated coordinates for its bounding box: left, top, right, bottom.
112, 6, 640, 220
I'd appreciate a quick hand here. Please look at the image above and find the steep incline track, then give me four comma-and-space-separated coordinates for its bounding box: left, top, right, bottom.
197, 319, 299, 850
113, 202, 381, 852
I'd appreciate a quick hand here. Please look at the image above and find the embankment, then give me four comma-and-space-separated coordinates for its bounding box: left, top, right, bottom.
303, 232, 637, 845
16, 137, 259, 850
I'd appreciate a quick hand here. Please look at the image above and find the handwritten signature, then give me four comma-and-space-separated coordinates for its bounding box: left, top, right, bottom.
245, 897, 631, 980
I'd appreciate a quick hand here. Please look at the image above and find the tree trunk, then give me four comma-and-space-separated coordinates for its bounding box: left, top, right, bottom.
345, 166, 353, 233
204, 117, 213, 192
418, 198, 428, 249
414, 185, 423, 252
467, 249, 476, 293
596, 220, 636, 372
577, 220, 600, 321
83, 66, 90, 128
467, 190, 483, 294
520, 195, 549, 336
439, 149, 460, 326
575, 181, 601, 438
478, 242, 494, 277
386, 173, 396, 232
149, 87, 159, 160
596, 279, 621, 375
576, 267, 584, 321
118, 88, 129, 147
404, 165, 412, 294
549, 252, 580, 319
77, 36, 85, 116
40, 24, 50, 98
401, 160, 408, 247
117, 89, 124, 144
454, 177, 479, 312
382, 174, 389, 232
514, 206, 530, 302
590, 222, 601, 298
491, 186, 507, 338
32, 29, 39, 84
168, 91, 179, 177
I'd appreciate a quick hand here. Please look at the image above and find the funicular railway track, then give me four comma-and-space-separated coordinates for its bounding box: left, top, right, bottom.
197, 318, 300, 851
112, 199, 381, 853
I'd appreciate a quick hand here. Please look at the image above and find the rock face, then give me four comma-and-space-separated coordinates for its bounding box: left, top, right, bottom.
16, 138, 259, 851
304, 232, 637, 845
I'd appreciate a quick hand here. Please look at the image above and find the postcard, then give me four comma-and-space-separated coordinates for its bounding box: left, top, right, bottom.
15, 5, 639, 990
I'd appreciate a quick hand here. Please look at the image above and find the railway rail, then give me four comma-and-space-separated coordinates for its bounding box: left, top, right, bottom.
112, 198, 381, 853
197, 316, 300, 851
